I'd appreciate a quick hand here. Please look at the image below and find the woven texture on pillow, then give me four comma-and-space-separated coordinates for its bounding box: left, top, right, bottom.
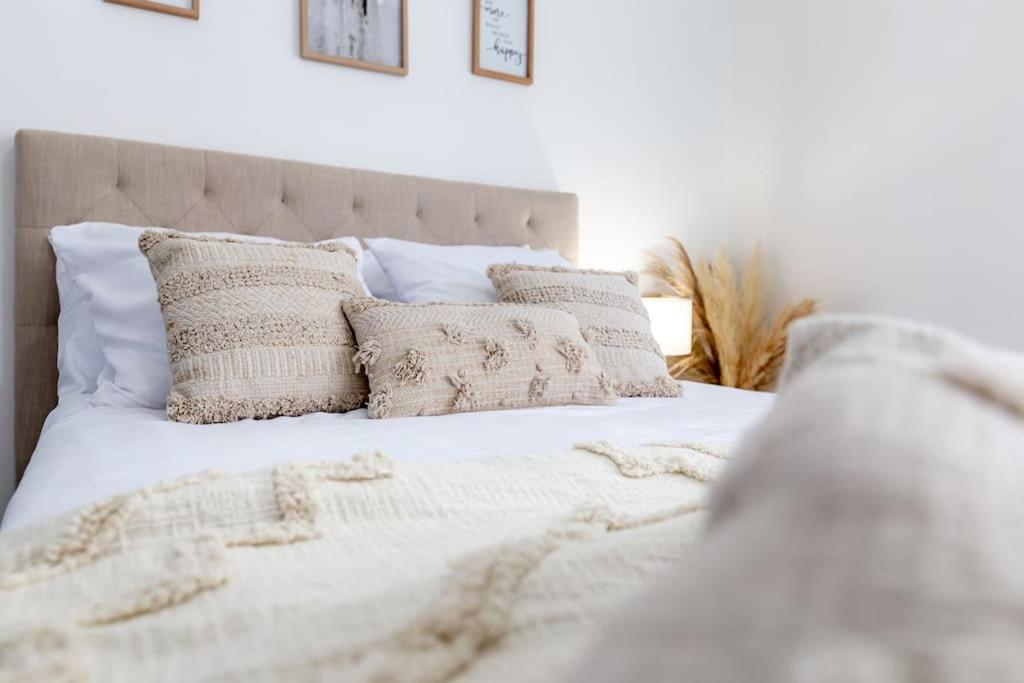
139, 230, 368, 424
341, 298, 617, 418
487, 264, 681, 398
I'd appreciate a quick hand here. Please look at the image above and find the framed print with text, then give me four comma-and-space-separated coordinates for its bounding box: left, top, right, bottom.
105, 0, 199, 20
472, 0, 533, 85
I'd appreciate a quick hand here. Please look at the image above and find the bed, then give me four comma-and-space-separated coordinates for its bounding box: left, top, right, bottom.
2, 130, 774, 681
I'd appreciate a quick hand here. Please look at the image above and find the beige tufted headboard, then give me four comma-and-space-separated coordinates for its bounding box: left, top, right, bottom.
13, 129, 578, 478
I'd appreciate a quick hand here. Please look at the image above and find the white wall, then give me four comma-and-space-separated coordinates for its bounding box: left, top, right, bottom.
728, 0, 1024, 348
0, 1, 736, 512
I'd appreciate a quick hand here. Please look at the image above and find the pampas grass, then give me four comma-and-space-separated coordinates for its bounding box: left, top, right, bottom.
644, 238, 818, 391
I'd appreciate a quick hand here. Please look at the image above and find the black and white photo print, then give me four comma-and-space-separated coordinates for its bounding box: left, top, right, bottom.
301, 0, 407, 76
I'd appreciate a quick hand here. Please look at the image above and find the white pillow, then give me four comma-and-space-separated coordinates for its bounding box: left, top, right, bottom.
365, 237, 571, 303
53, 250, 106, 398
49, 223, 375, 408
360, 250, 401, 301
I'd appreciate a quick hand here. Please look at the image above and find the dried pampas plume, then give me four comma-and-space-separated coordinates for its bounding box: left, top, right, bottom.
644, 238, 818, 391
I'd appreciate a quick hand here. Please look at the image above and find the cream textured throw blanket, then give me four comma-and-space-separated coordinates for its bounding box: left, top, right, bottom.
0, 442, 726, 682
572, 315, 1024, 683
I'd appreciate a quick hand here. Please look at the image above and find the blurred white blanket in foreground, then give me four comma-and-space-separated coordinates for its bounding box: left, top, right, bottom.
573, 315, 1024, 683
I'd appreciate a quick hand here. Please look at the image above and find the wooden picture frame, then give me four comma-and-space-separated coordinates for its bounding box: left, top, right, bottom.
105, 0, 199, 20
472, 0, 534, 85
301, 0, 408, 77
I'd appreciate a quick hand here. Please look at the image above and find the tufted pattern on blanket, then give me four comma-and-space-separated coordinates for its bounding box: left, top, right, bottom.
0, 443, 727, 682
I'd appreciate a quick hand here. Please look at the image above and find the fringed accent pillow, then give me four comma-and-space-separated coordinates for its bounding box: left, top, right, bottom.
139, 230, 368, 424
341, 298, 616, 418
487, 264, 681, 398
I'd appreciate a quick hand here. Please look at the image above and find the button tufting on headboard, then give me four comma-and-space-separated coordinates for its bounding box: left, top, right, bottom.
12, 129, 579, 479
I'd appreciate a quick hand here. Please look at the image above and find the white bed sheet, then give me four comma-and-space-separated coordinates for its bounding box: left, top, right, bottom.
2, 382, 774, 533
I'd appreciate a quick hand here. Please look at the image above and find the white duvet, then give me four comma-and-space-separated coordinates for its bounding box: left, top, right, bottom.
3, 382, 773, 532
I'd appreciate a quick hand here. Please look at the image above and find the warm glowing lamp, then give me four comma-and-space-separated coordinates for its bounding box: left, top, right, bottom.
642, 297, 693, 357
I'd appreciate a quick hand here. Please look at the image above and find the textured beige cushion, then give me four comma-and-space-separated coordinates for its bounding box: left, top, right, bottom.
487, 264, 681, 397
139, 230, 367, 423
341, 298, 617, 418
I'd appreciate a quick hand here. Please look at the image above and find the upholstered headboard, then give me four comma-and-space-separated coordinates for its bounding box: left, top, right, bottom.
13, 129, 579, 478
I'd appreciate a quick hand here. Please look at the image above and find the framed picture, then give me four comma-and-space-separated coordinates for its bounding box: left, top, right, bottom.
104, 0, 199, 20
301, 0, 408, 77
472, 0, 534, 85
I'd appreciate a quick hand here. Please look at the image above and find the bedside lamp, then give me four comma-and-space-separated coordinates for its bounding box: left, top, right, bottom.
642, 297, 692, 356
